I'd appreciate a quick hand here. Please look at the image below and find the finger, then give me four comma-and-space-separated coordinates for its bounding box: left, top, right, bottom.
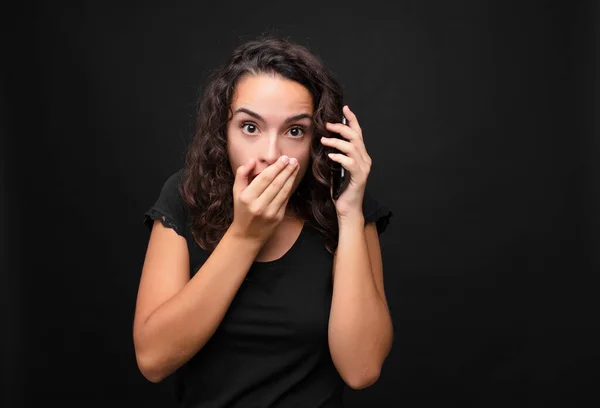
327, 153, 356, 172
271, 163, 300, 215
322, 135, 371, 167
343, 105, 362, 136
233, 158, 256, 193
325, 122, 360, 142
246, 155, 290, 198
320, 136, 355, 155
254, 158, 298, 208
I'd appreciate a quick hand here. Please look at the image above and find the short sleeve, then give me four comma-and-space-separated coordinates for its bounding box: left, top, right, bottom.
362, 190, 393, 235
143, 168, 188, 237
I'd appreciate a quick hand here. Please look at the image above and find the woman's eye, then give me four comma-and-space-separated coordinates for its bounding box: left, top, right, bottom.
241, 123, 258, 134
289, 126, 305, 137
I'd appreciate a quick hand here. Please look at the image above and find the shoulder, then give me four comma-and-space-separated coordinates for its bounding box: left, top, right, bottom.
161, 168, 184, 194
362, 189, 393, 235
143, 168, 188, 237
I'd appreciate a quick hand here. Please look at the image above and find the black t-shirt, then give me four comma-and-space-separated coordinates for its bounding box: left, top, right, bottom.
142, 168, 393, 408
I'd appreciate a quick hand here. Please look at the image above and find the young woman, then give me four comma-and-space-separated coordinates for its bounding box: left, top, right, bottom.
134, 36, 394, 408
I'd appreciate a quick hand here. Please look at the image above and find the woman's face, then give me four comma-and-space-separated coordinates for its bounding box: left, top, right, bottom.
226, 73, 314, 193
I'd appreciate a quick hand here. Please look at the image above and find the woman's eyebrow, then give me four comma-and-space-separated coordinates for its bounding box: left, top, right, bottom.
234, 108, 312, 124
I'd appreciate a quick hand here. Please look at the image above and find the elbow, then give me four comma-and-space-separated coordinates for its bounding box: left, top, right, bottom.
344, 367, 381, 390
135, 349, 168, 383
142, 369, 166, 384
142, 372, 165, 384
134, 327, 170, 383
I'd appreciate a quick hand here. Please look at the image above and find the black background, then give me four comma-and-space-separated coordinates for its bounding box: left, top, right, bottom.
2, 1, 598, 407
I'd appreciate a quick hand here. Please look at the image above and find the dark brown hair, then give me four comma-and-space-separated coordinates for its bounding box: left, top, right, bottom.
180, 36, 345, 254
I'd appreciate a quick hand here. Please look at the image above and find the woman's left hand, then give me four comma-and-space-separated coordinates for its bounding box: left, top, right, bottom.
321, 105, 372, 220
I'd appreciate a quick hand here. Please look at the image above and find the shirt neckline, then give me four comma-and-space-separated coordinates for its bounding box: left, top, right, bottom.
252, 221, 306, 268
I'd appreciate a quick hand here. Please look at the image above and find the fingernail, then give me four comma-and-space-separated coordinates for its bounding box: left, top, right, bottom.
289, 157, 298, 166
281, 155, 289, 163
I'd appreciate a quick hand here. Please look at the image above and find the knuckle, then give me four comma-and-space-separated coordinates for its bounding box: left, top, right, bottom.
249, 204, 262, 216
239, 193, 250, 205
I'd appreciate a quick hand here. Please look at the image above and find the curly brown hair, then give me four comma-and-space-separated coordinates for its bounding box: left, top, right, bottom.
180, 36, 345, 254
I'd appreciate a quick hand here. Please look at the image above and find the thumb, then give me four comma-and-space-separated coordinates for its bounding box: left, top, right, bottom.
233, 158, 256, 193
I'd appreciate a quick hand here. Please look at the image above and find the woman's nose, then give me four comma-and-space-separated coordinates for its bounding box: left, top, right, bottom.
259, 134, 282, 165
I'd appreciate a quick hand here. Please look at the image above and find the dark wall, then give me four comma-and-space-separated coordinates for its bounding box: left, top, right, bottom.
2, 1, 598, 407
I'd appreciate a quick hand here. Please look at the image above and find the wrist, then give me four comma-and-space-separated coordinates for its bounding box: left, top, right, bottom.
225, 224, 265, 252
337, 211, 365, 229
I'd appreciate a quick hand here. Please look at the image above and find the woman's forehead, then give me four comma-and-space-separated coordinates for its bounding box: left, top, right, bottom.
231, 74, 314, 117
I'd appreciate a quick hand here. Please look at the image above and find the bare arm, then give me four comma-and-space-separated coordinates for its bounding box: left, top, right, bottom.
134, 156, 299, 383
328, 215, 393, 390
133, 221, 262, 383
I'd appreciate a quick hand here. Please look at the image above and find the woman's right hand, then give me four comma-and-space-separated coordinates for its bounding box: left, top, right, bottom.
230, 155, 300, 244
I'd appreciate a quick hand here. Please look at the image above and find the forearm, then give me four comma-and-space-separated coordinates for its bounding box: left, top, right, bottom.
328, 213, 393, 389
136, 227, 263, 382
